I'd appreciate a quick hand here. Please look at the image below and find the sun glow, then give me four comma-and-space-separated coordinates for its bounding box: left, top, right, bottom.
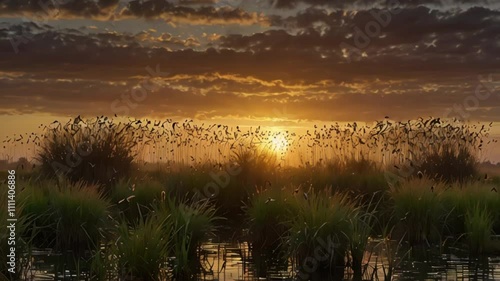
269, 134, 289, 154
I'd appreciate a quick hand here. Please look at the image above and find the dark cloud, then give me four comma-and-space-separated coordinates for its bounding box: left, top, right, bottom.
224, 6, 500, 66
0, 0, 120, 17
268, 0, 493, 9
0, 0, 265, 24
0, 2, 499, 122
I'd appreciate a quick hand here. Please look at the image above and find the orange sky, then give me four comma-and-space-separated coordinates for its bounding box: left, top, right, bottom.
1, 1, 499, 162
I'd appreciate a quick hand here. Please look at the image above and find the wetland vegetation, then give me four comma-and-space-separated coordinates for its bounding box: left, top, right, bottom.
1, 116, 499, 280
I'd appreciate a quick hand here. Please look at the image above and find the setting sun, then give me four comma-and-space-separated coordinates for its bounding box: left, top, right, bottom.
270, 134, 289, 154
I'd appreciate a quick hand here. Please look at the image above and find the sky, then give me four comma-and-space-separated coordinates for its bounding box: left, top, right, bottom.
0, 0, 499, 161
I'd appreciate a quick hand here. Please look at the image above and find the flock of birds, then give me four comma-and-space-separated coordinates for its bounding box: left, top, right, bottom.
0, 115, 497, 169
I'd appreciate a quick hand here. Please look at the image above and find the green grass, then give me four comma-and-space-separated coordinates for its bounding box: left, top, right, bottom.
18, 180, 54, 248
246, 186, 298, 252
115, 212, 172, 280
156, 198, 220, 278
111, 179, 165, 224
465, 204, 494, 255
285, 188, 355, 279
390, 177, 445, 245
440, 181, 500, 250
1, 182, 34, 279
51, 182, 110, 254
348, 194, 380, 281
20, 180, 110, 255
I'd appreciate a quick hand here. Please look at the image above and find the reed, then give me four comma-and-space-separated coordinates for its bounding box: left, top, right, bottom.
3, 116, 496, 279
115, 212, 172, 280
232, 146, 278, 188
440, 181, 500, 244
464, 204, 493, 255
419, 143, 478, 183
390, 177, 445, 245
111, 179, 165, 224
18, 180, 54, 248
285, 188, 355, 279
36, 117, 137, 189
348, 194, 380, 281
246, 186, 297, 253
20, 181, 110, 255
1, 182, 35, 279
50, 182, 111, 254
157, 198, 220, 278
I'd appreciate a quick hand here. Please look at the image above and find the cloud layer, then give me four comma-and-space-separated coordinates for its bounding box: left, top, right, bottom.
0, 0, 499, 123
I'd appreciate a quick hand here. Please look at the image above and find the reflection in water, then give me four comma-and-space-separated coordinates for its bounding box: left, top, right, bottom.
26, 241, 500, 280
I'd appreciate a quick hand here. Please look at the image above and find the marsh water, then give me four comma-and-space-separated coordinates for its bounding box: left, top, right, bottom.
25, 239, 500, 281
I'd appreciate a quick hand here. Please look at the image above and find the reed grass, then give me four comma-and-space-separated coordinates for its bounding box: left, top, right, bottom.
285, 188, 355, 279
1, 183, 34, 279
156, 198, 220, 278
4, 116, 497, 278
464, 204, 493, 255
390, 177, 445, 245
36, 117, 137, 189
440, 181, 500, 247
419, 143, 478, 183
348, 194, 380, 281
115, 213, 172, 280
232, 146, 278, 187
50, 182, 111, 254
20, 181, 110, 255
111, 179, 165, 224
18, 180, 54, 248
246, 186, 297, 252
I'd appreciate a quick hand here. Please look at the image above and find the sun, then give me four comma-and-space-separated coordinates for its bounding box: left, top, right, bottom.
269, 134, 289, 154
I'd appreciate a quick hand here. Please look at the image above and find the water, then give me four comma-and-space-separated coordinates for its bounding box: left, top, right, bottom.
395, 250, 500, 280
23, 241, 500, 281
